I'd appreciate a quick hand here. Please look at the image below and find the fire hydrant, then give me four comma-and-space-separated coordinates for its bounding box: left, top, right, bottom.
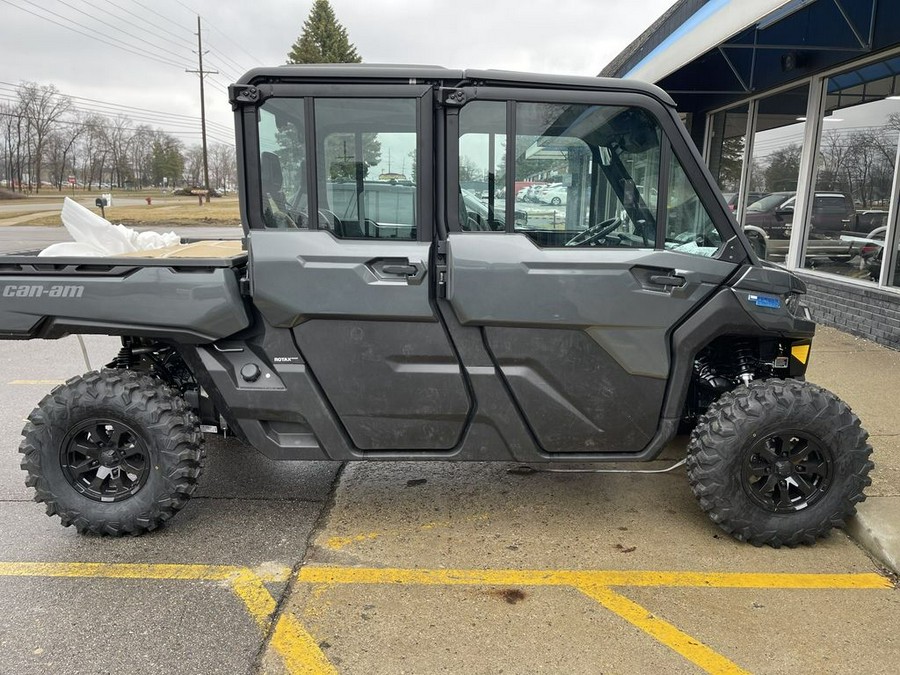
145, 196, 152, 206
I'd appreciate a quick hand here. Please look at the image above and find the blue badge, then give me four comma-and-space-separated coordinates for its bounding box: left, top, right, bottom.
748, 294, 781, 309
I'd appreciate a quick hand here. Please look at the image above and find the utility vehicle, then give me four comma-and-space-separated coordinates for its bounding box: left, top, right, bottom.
1, 65, 872, 546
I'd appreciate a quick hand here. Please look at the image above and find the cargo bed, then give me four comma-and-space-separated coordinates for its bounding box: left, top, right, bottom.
0, 240, 250, 343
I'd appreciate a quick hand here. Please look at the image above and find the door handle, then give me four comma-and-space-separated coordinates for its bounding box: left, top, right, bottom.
648, 274, 686, 287
374, 258, 427, 285
382, 263, 419, 276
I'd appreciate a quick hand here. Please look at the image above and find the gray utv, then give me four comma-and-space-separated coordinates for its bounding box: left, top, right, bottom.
1, 65, 872, 546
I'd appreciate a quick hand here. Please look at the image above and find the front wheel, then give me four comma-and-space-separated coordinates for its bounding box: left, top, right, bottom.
686, 378, 872, 547
20, 369, 205, 535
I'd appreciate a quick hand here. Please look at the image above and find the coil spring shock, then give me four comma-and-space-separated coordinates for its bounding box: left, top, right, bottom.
694, 352, 731, 391
733, 339, 757, 384
110, 345, 134, 369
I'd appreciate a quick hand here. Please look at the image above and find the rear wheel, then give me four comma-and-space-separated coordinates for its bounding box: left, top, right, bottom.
686, 378, 872, 547
20, 369, 204, 535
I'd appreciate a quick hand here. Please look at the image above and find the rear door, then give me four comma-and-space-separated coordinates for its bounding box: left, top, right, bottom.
245, 85, 471, 451
445, 90, 743, 454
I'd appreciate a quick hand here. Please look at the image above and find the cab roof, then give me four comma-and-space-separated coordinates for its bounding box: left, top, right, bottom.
234, 64, 676, 107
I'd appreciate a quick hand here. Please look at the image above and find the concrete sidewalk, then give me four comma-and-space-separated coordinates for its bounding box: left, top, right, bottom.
806, 326, 900, 573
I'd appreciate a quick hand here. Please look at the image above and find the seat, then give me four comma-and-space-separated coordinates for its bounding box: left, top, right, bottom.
260, 151, 297, 228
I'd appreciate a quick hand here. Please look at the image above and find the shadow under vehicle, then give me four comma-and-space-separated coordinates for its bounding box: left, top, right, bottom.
0, 65, 873, 548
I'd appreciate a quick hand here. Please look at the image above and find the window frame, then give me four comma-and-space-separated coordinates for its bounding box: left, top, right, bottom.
445, 87, 737, 258
247, 83, 433, 244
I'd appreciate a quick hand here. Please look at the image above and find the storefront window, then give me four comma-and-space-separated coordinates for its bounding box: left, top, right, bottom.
707, 104, 748, 212
742, 85, 808, 262
806, 57, 900, 283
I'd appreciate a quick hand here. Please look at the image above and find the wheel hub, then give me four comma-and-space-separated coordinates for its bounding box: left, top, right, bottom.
743, 431, 833, 513
775, 459, 793, 477
99, 448, 119, 467
60, 419, 150, 503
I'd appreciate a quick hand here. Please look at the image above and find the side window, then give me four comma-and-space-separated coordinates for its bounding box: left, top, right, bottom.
514, 103, 660, 248
664, 150, 723, 257
258, 99, 308, 229
458, 101, 508, 231
314, 98, 418, 240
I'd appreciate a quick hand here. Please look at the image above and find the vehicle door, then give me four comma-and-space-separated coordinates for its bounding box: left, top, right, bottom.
243, 85, 471, 451
444, 90, 744, 454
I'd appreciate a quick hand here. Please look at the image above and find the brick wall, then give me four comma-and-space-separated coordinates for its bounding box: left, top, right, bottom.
798, 273, 900, 350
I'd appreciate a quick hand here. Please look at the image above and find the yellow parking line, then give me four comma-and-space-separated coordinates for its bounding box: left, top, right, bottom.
0, 561, 239, 581
297, 565, 892, 590
271, 614, 340, 675
295, 565, 890, 674
579, 583, 749, 675
0, 562, 891, 675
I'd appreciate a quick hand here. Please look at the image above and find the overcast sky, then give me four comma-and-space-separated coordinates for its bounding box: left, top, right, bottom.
0, 0, 676, 148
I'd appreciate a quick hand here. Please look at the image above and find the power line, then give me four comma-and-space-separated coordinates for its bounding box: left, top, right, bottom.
0, 82, 232, 134
90, 0, 200, 55
169, 0, 265, 65
53, 0, 196, 65
0, 107, 231, 144
0, 0, 187, 70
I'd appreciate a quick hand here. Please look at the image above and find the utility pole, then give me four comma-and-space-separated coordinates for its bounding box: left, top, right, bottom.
186, 16, 217, 203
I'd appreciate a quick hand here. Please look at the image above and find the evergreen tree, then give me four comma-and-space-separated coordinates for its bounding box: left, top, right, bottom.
287, 1, 361, 64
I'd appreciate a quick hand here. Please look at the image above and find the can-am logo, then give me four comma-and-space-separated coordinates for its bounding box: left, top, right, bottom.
2, 284, 84, 298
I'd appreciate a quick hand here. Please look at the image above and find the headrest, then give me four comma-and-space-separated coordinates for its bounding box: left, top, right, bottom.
261, 151, 283, 192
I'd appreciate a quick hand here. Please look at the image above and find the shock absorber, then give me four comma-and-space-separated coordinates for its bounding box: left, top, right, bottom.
694, 352, 731, 391
733, 339, 757, 385
111, 345, 134, 369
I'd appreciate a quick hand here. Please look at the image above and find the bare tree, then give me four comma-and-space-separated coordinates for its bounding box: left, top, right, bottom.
208, 142, 236, 192
18, 82, 71, 192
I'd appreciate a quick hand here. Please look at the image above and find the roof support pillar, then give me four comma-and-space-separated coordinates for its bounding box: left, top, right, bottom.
785, 76, 826, 270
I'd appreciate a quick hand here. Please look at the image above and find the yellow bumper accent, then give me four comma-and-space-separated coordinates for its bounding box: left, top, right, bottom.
792, 344, 811, 364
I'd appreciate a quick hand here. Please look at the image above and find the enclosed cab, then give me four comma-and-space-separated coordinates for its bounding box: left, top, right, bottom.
4, 66, 871, 546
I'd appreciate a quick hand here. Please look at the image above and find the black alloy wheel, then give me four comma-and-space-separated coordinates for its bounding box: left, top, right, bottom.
742, 431, 832, 513
61, 419, 150, 502
686, 378, 872, 547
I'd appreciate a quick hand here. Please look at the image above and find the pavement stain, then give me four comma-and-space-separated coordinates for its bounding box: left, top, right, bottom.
486, 588, 528, 604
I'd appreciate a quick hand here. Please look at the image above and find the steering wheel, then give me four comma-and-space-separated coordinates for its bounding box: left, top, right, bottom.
565, 217, 622, 247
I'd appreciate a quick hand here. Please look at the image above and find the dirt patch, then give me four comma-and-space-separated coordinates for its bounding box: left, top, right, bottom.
0, 189, 26, 200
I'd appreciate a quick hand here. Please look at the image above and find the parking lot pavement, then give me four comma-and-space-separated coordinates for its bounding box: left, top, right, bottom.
0, 337, 340, 674
257, 460, 897, 674
1, 334, 898, 674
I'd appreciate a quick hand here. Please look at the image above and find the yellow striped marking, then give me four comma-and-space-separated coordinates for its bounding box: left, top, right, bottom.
0, 562, 891, 675
297, 565, 892, 590
579, 584, 749, 674
8, 379, 65, 385
295, 565, 891, 674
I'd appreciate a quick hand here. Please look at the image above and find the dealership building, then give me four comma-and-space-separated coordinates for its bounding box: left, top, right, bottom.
604, 0, 900, 348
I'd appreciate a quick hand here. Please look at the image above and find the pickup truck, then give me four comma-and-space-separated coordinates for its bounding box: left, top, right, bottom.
1, 65, 872, 547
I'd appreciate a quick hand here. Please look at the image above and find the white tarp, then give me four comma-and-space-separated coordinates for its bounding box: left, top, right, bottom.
39, 197, 180, 257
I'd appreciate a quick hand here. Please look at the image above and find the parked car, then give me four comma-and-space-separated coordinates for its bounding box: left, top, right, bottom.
722, 191, 767, 212
742, 191, 866, 261
538, 184, 568, 206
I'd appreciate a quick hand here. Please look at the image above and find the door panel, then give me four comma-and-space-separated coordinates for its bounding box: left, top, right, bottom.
448, 232, 737, 453
485, 327, 664, 452
293, 319, 470, 450
250, 232, 470, 452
